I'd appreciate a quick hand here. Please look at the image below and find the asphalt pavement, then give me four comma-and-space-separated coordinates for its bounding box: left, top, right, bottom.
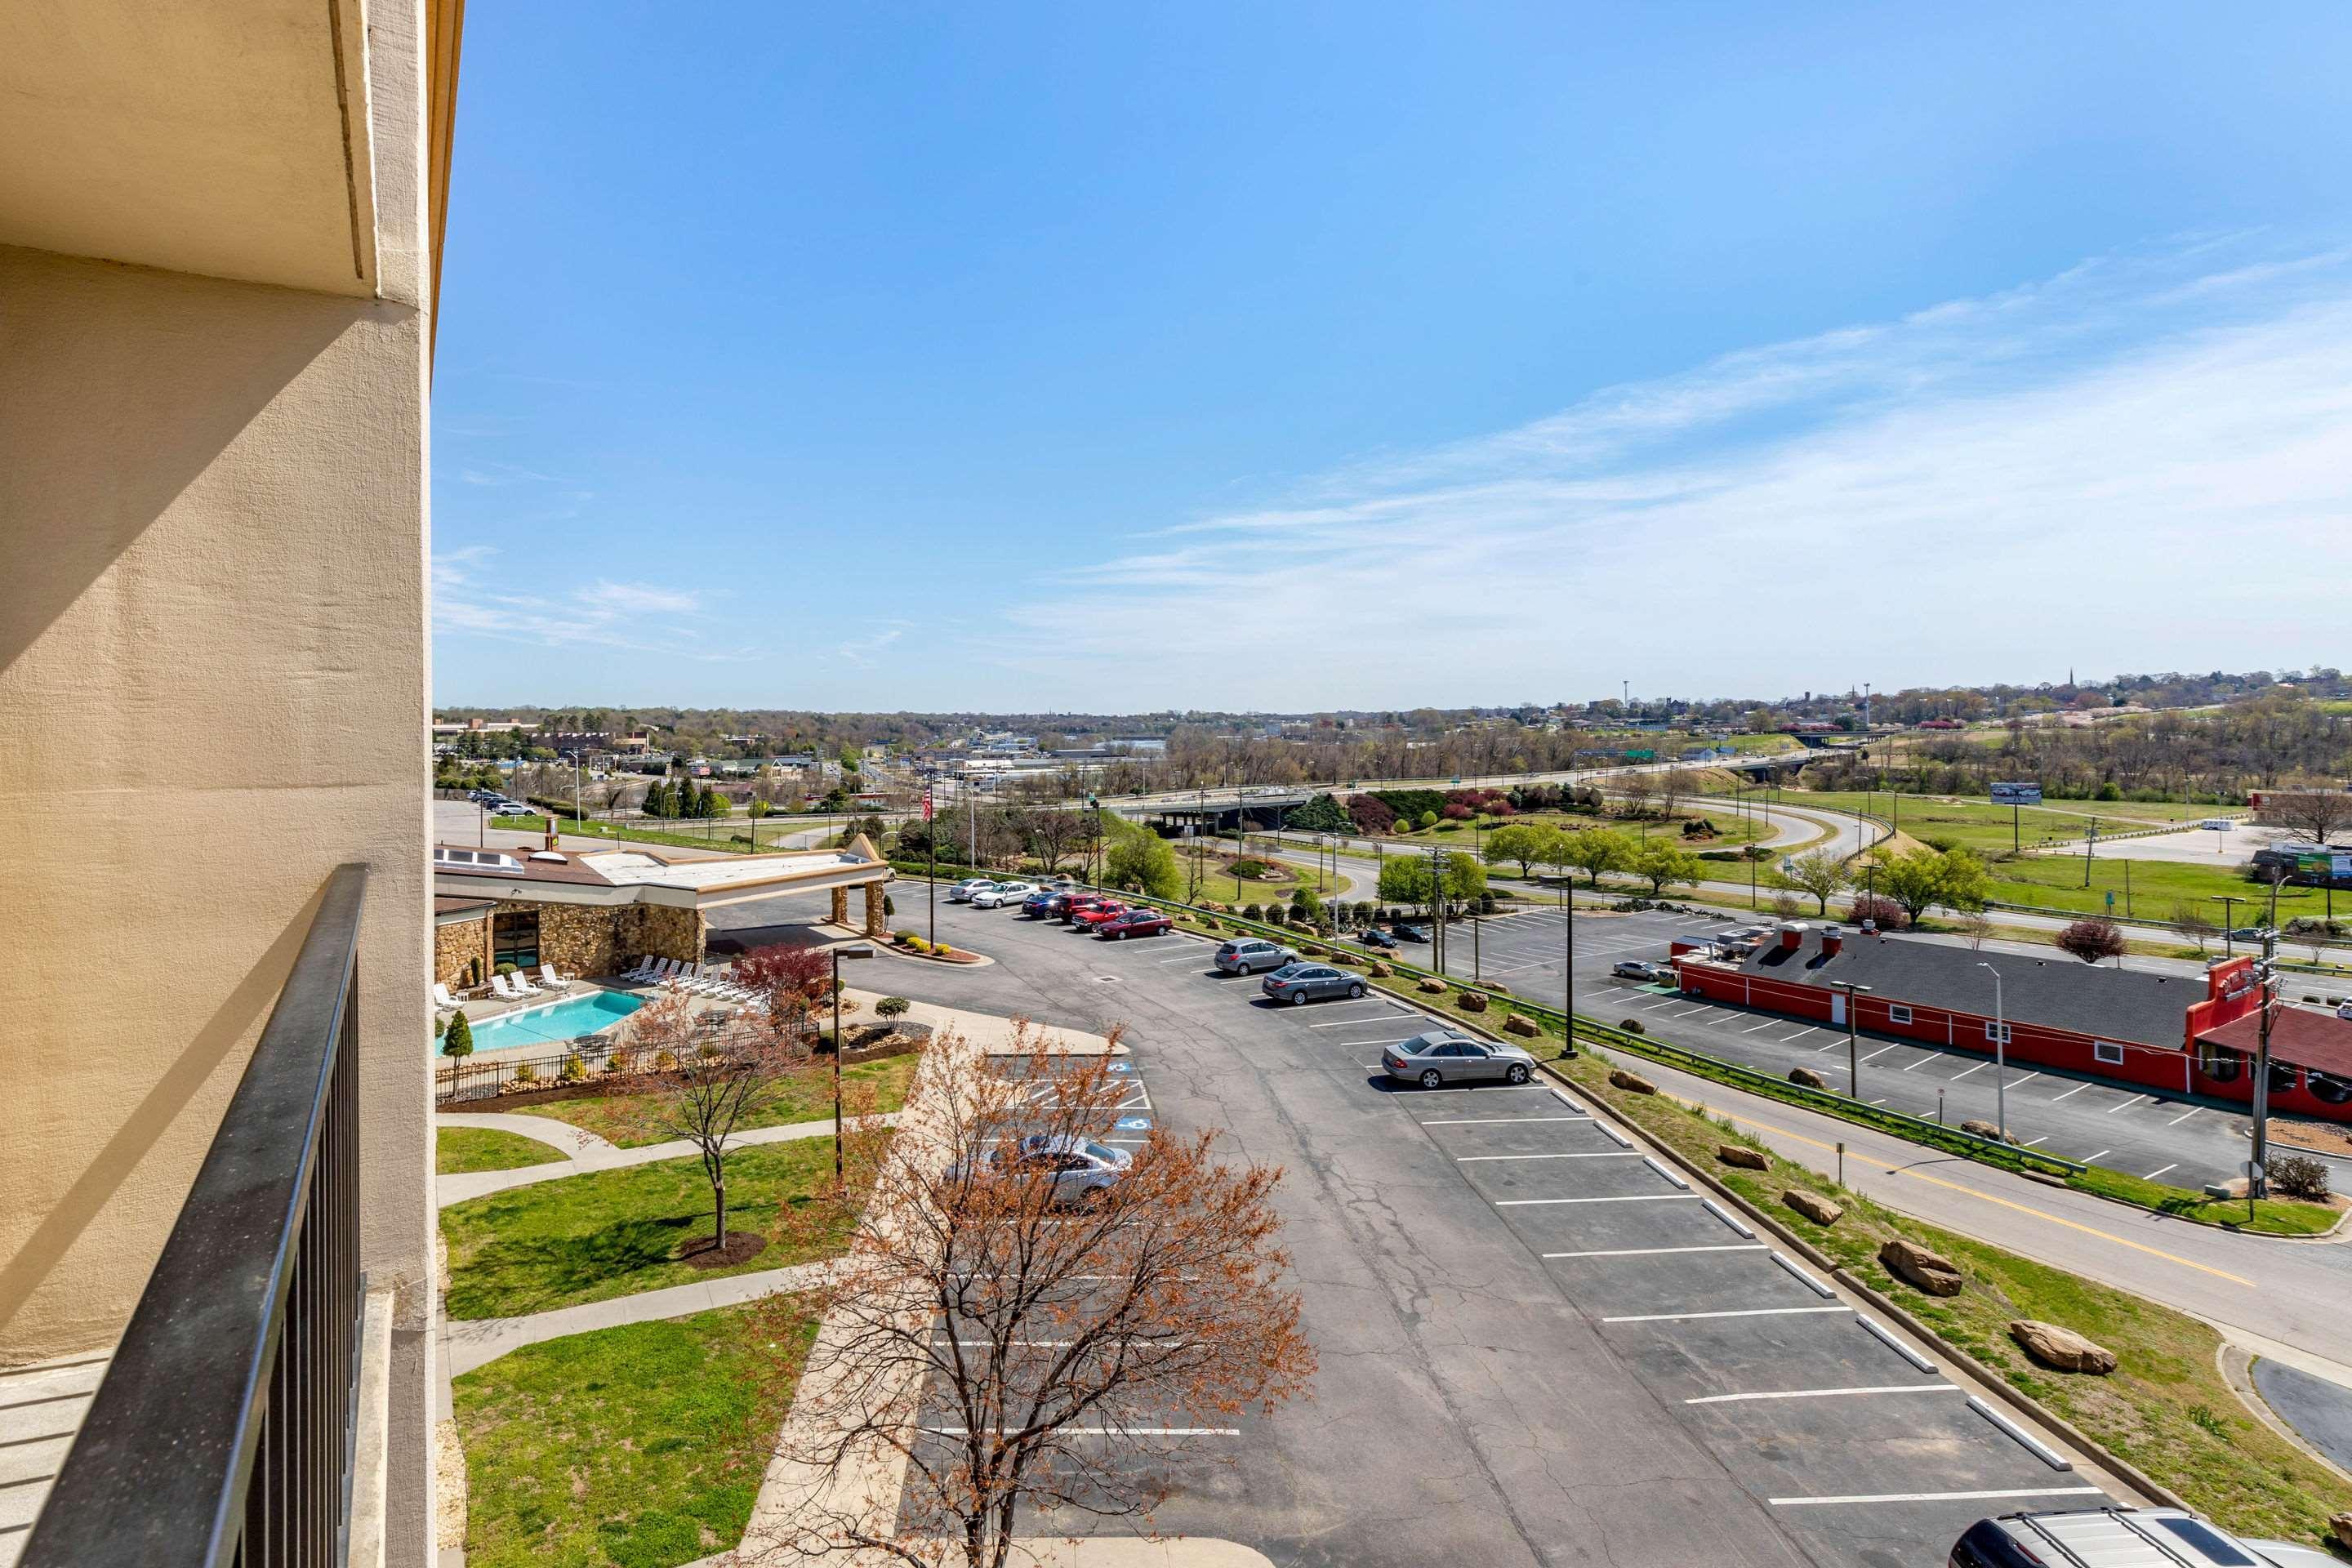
708, 891, 2131, 1568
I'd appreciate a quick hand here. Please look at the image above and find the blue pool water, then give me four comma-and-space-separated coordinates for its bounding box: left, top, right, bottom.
443, 990, 644, 1054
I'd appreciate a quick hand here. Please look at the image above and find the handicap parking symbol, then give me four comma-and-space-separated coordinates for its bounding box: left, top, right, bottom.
1107, 1062, 1133, 1074
1115, 1116, 1152, 1131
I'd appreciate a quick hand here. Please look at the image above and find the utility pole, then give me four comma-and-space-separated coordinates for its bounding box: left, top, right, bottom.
2083, 817, 2098, 888
2252, 928, 2278, 1198
924, 783, 937, 951
1833, 981, 1873, 1098
2213, 893, 2245, 958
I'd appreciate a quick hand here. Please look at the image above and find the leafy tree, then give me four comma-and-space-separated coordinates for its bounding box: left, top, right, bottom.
1440, 852, 1487, 903
441, 1012, 474, 1058
1377, 857, 1433, 911
1105, 829, 1183, 899
1784, 849, 1850, 915
1563, 827, 1637, 888
1629, 842, 1704, 895
1289, 886, 1323, 923
1483, 823, 1559, 879
1875, 847, 1990, 924
2056, 917, 2127, 965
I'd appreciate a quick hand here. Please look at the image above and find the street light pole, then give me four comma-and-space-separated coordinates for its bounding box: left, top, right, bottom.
830, 944, 872, 1190
1976, 962, 2007, 1140
1833, 981, 1873, 1098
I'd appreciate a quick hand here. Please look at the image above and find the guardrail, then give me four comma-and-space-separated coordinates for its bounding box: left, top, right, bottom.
24, 866, 368, 1568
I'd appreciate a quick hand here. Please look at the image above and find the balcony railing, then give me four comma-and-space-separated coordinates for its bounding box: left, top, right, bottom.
21, 864, 368, 1568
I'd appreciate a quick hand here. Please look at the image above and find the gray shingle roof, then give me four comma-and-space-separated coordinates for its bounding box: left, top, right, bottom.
1726, 931, 2195, 1048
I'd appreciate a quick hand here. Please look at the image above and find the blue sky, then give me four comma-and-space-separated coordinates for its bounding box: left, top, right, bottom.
433, 3, 2352, 710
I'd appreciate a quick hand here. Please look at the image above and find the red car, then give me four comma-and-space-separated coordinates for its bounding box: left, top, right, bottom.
1097, 907, 1171, 939
1061, 893, 1114, 924
1071, 901, 1130, 931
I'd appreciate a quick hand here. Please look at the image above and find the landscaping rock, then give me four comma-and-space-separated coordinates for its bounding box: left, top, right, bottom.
1787, 1067, 1828, 1090
1717, 1144, 1770, 1171
1369, 961, 1394, 978
1784, 1189, 1844, 1226
1879, 1238, 1964, 1297
2330, 1513, 2352, 1552
2007, 1320, 2116, 1374
1457, 991, 1489, 1013
1960, 1119, 2018, 1144
1416, 977, 1448, 995
1608, 1069, 1657, 1095
1503, 1013, 1541, 1038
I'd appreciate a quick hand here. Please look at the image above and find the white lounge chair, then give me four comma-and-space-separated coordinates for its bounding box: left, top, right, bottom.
537, 963, 571, 991
618, 954, 658, 982
486, 973, 520, 1000
432, 982, 461, 1011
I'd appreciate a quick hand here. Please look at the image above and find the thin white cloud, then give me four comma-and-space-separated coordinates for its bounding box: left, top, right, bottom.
577, 581, 702, 616
830, 628, 903, 668
433, 569, 756, 662
1013, 240, 2352, 706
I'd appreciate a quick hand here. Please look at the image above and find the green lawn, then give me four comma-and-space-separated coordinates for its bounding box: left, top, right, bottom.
455, 1300, 817, 1568
440, 1138, 863, 1320
513, 1053, 919, 1148
547, 817, 812, 853
1178, 847, 1353, 906
1782, 789, 2225, 852
438, 1126, 567, 1174
1557, 1052, 2352, 1550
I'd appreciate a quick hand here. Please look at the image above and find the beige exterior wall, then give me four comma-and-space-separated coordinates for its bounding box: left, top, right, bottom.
0, 2, 439, 1560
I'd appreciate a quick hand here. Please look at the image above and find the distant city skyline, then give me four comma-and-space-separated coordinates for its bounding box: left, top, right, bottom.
433, 4, 2352, 709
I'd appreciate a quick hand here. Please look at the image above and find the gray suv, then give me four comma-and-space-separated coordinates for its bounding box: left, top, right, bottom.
1214, 938, 1298, 976
1950, 1506, 2337, 1567
1381, 1031, 1537, 1088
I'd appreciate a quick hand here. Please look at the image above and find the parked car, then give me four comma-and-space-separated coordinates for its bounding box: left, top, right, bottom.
1021, 891, 1062, 917
1381, 1031, 1537, 1088
1214, 938, 1299, 975
1062, 893, 1115, 924
1072, 901, 1130, 931
1098, 907, 1172, 939
1392, 924, 1431, 943
949, 1134, 1133, 1206
970, 880, 1036, 908
1949, 1505, 2339, 1568
947, 877, 997, 903
1261, 962, 1367, 1005
1358, 927, 1399, 951
1613, 959, 1668, 982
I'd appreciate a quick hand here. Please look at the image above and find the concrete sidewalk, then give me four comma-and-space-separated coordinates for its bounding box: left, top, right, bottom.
442, 1258, 840, 1377
435, 1112, 898, 1206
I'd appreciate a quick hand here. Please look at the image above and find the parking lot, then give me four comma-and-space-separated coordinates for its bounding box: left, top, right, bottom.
811, 897, 2134, 1568
1403, 904, 2256, 1190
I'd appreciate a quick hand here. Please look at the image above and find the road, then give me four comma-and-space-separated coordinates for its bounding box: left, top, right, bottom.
706, 893, 2138, 1568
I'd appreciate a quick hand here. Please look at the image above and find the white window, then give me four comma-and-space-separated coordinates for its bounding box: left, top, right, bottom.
1984, 1021, 2013, 1045
2093, 1040, 2125, 1066
1888, 1004, 1913, 1025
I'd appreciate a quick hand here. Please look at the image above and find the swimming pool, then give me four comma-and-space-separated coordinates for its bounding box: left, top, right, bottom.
442, 990, 644, 1054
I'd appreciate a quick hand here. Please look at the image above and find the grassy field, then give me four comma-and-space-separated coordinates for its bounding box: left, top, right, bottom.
440, 1137, 864, 1320
1383, 806, 1771, 851
436, 1127, 566, 1174
1556, 1052, 2352, 1548
454, 1300, 817, 1568
1781, 790, 2224, 852
508, 1053, 919, 1148
547, 816, 821, 853
1179, 846, 1354, 906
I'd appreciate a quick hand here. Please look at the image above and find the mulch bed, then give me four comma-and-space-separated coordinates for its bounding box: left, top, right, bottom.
675, 1232, 768, 1270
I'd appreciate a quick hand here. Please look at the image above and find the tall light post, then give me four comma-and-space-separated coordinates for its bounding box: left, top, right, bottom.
1831, 980, 1873, 1098
828, 944, 873, 1188
1557, 848, 1576, 1057
1976, 962, 2007, 1140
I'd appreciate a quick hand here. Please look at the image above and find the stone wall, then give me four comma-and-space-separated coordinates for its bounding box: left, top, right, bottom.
434, 914, 490, 988
525, 901, 630, 981
621, 902, 706, 966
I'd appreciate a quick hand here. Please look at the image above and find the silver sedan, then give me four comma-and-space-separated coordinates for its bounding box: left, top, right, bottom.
1381, 1031, 1538, 1089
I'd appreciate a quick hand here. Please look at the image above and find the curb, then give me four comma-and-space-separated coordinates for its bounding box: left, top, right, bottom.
1528, 1048, 2194, 1514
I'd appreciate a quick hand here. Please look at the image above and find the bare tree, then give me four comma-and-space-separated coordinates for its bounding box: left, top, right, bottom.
1953, 910, 1994, 950
1784, 849, 1851, 915
1026, 808, 1089, 874
625, 991, 821, 1259
2261, 790, 2352, 848
2170, 901, 2218, 955
1767, 889, 1803, 920
753, 1036, 1313, 1568
1615, 772, 1658, 818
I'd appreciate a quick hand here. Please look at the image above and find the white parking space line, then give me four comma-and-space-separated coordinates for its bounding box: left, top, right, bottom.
2078, 1149, 2110, 1165
1544, 1244, 1767, 1259
2166, 1106, 2200, 1126
1307, 1011, 1401, 1027
1686, 1384, 1953, 1405
1811, 1039, 1844, 1054
2007, 1071, 2042, 1089
1497, 1193, 1703, 1208
1456, 1152, 1642, 1163
1742, 1020, 1783, 1034
1155, 954, 1205, 964
1664, 1004, 1713, 1019
1783, 1027, 1820, 1044
1601, 1305, 1847, 1324
2143, 1163, 2178, 1182
1948, 1062, 1988, 1080
1901, 1053, 1937, 1069
1769, 1487, 2103, 1508
2105, 1094, 2155, 1115
1641, 998, 1685, 1012
1419, 1115, 1588, 1126
2051, 1081, 2093, 1102
1859, 1045, 1901, 1064
2020, 1136, 2050, 1148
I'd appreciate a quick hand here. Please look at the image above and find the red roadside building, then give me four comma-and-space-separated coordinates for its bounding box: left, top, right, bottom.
1671, 923, 2352, 1122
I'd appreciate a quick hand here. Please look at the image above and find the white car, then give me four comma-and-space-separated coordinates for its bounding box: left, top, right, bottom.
970, 880, 1036, 908
947, 877, 998, 902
